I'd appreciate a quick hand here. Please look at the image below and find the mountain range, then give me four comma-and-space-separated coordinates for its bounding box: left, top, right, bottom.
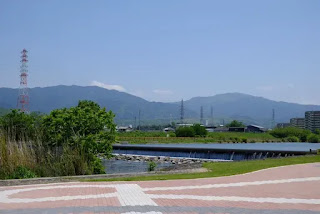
0, 85, 319, 128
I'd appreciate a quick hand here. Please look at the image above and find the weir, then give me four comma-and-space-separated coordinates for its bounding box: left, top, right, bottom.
113, 143, 318, 161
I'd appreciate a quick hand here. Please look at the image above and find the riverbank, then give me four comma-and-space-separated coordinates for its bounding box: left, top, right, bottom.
86, 155, 320, 182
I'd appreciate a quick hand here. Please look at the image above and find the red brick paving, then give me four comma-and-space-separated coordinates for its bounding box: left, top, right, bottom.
0, 163, 320, 213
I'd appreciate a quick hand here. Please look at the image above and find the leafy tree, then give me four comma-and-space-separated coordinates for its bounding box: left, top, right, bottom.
226, 120, 245, 127
270, 127, 311, 142
286, 136, 299, 142
307, 134, 319, 143
314, 129, 320, 135
41, 100, 116, 174
192, 124, 207, 137
175, 126, 195, 137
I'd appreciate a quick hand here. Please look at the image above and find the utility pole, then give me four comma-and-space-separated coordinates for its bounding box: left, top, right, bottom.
134, 116, 137, 130
180, 99, 184, 124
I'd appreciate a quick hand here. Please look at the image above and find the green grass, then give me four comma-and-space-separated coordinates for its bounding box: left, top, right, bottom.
117, 131, 281, 144
85, 155, 320, 182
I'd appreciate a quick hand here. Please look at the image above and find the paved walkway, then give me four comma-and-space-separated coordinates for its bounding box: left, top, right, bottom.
1, 163, 320, 214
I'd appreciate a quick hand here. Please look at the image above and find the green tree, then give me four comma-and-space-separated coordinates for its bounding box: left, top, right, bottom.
307, 134, 319, 143
270, 127, 311, 142
175, 126, 195, 137
192, 124, 207, 137
41, 100, 116, 174
226, 120, 245, 128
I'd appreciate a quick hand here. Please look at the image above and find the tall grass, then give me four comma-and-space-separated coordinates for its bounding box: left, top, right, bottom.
0, 130, 96, 179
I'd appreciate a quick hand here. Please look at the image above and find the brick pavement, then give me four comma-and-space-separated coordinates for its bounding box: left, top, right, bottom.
0, 163, 320, 214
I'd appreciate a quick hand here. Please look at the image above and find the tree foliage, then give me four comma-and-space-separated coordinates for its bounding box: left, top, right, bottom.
175, 127, 195, 137
226, 120, 245, 128
0, 110, 42, 141
0, 100, 116, 178
269, 127, 311, 142
41, 101, 116, 173
307, 134, 319, 143
192, 124, 208, 137
175, 124, 208, 137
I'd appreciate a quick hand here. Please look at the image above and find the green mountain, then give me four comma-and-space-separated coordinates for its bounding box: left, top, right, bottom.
0, 85, 196, 124
0, 86, 319, 127
183, 93, 320, 127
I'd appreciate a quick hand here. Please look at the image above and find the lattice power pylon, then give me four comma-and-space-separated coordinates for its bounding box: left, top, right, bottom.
17, 49, 29, 113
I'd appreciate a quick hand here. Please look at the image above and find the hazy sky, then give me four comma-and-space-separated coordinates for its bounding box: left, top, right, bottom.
0, 0, 319, 104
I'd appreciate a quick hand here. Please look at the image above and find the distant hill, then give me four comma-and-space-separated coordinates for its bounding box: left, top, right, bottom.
183, 93, 320, 127
0, 86, 319, 127
0, 86, 196, 124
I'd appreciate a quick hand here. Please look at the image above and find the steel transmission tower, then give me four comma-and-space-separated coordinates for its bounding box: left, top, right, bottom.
210, 106, 214, 126
200, 106, 204, 124
17, 49, 29, 113
272, 109, 275, 128
180, 99, 184, 124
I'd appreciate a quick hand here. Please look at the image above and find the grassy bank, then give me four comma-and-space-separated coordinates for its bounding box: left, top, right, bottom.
86, 155, 320, 182
117, 132, 280, 144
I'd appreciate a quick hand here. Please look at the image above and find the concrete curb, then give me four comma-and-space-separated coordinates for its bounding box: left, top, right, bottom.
0, 167, 208, 187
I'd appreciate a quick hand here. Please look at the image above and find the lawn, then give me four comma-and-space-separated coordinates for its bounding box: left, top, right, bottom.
117, 132, 280, 144
85, 155, 320, 182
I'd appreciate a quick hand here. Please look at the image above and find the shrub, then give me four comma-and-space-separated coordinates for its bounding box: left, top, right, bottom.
192, 124, 207, 137
307, 134, 320, 143
270, 127, 310, 142
225, 120, 245, 128
168, 132, 176, 137
0, 100, 116, 179
175, 127, 195, 137
7, 166, 36, 179
241, 138, 248, 143
148, 161, 157, 171
286, 136, 299, 142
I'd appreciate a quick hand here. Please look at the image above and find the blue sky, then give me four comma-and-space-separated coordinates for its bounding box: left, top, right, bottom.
0, 0, 319, 104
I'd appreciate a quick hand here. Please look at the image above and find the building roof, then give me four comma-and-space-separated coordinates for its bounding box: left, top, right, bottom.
247, 124, 265, 129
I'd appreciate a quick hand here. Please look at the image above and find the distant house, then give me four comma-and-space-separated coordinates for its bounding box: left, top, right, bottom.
246, 125, 266, 133
116, 125, 133, 132
228, 127, 246, 132
205, 126, 216, 133
213, 127, 229, 132
176, 123, 194, 128
163, 127, 175, 133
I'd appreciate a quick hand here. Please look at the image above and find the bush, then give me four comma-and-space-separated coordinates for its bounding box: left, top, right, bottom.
168, 132, 176, 137
226, 120, 245, 128
175, 127, 195, 137
192, 124, 207, 137
0, 100, 116, 179
307, 134, 320, 143
286, 136, 299, 142
148, 161, 157, 171
7, 166, 36, 179
270, 127, 310, 142
241, 138, 248, 143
